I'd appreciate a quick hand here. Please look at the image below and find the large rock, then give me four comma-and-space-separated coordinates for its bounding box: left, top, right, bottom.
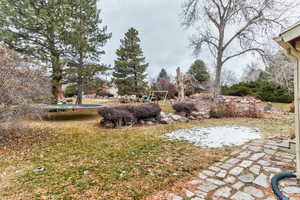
264, 102, 272, 112
160, 111, 167, 118
160, 118, 173, 124
169, 114, 183, 121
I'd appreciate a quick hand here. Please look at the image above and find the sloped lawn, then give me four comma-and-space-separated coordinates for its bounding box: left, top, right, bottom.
0, 109, 293, 200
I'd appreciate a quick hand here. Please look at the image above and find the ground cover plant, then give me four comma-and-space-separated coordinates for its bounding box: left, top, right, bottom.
172, 103, 198, 116
0, 107, 293, 200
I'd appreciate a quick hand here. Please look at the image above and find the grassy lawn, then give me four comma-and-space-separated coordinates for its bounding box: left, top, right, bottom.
0, 109, 294, 200
259, 102, 292, 112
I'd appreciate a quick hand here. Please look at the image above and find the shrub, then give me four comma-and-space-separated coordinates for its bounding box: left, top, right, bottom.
98, 107, 135, 128
125, 104, 161, 120
65, 84, 77, 97
222, 81, 294, 103
98, 104, 161, 128
0, 46, 50, 137
172, 103, 197, 115
210, 103, 262, 118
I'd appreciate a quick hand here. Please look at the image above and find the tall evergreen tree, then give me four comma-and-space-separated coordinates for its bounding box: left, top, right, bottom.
0, 0, 70, 103
63, 0, 111, 104
113, 28, 149, 96
187, 60, 210, 83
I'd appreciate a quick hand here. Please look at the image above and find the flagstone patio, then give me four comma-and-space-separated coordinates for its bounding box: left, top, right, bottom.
149, 137, 300, 200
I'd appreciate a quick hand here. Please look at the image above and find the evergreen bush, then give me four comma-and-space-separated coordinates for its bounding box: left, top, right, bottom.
222, 81, 293, 103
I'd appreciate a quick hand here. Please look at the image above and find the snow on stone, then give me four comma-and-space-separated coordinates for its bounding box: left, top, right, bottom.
164, 126, 261, 148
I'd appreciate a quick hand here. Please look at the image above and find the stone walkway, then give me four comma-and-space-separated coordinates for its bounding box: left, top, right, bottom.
150, 137, 300, 200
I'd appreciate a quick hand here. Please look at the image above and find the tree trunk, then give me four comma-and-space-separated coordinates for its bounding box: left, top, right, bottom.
214, 62, 222, 98
76, 78, 83, 105
76, 53, 84, 105
213, 25, 225, 101
176, 67, 185, 101
51, 55, 63, 104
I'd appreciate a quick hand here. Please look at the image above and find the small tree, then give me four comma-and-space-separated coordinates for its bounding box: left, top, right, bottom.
113, 28, 149, 96
0, 46, 50, 136
187, 59, 210, 84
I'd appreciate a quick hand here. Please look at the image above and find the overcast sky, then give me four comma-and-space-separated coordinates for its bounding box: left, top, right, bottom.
99, 0, 280, 80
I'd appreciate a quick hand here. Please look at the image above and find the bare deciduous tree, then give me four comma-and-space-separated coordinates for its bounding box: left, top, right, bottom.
221, 69, 238, 86
266, 51, 294, 92
182, 0, 298, 97
0, 46, 50, 137
241, 62, 263, 82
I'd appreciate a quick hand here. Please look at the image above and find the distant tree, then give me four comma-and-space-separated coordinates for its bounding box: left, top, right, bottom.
187, 59, 210, 83
63, 0, 111, 104
266, 51, 294, 92
156, 68, 171, 90
158, 68, 168, 80
0, 0, 70, 103
241, 62, 265, 83
113, 28, 149, 96
221, 69, 238, 86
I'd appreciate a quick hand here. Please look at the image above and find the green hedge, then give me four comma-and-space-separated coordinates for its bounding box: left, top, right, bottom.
222, 81, 294, 103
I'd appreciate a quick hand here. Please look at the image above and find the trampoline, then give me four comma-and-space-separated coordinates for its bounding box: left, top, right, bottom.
43, 104, 106, 111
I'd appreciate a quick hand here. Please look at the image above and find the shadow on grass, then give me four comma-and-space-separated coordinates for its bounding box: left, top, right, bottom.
43, 109, 99, 121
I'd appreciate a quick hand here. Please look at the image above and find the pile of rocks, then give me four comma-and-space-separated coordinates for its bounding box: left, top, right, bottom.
159, 111, 210, 124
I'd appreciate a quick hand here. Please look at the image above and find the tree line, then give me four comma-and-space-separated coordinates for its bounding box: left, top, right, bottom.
0, 0, 298, 104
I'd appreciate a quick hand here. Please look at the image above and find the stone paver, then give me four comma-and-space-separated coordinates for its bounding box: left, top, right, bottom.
243, 186, 265, 198
249, 165, 261, 175
216, 170, 227, 178
214, 187, 232, 198
253, 173, 269, 188
249, 153, 265, 161
197, 181, 218, 192
239, 173, 255, 183
231, 191, 254, 200
239, 160, 253, 168
225, 176, 236, 184
233, 181, 245, 190
149, 137, 300, 200
229, 167, 244, 175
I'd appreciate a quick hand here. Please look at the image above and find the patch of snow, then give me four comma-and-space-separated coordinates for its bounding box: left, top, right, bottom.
164, 126, 261, 148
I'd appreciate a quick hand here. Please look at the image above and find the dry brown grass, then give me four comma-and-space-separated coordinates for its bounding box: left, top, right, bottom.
0, 108, 294, 200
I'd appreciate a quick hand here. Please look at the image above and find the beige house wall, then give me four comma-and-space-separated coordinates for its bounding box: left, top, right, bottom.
276, 25, 300, 178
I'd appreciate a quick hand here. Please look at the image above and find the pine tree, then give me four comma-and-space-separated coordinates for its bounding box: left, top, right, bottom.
187, 60, 210, 83
158, 68, 168, 80
63, 0, 111, 104
0, 0, 70, 103
113, 28, 149, 96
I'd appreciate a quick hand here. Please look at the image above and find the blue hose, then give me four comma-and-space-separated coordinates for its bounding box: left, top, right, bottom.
271, 172, 296, 200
